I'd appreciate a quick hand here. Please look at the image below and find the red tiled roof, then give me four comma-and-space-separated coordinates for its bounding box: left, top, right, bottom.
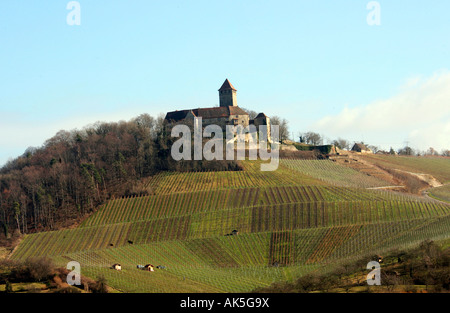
197, 107, 230, 119
165, 106, 248, 122
165, 110, 190, 121
218, 79, 237, 91
228, 106, 248, 116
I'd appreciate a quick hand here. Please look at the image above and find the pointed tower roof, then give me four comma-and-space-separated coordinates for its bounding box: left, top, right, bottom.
218, 79, 237, 91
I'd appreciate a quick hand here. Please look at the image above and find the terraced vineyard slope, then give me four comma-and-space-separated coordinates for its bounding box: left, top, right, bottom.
10, 159, 450, 292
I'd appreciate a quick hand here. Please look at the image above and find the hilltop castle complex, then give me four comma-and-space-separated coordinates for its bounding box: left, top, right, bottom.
164, 79, 271, 138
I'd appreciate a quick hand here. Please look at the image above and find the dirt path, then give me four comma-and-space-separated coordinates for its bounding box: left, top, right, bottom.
366, 186, 405, 190
395, 170, 443, 188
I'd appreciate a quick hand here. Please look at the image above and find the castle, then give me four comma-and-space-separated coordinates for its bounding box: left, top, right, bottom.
164, 79, 270, 138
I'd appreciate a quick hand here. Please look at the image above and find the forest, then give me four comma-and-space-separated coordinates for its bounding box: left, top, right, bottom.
0, 114, 163, 234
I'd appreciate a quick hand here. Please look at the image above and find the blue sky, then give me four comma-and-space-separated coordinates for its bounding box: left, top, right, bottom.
1, 0, 449, 166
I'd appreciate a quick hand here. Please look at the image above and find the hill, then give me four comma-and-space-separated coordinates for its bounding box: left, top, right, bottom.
360, 154, 450, 184
6, 156, 450, 293
0, 114, 241, 235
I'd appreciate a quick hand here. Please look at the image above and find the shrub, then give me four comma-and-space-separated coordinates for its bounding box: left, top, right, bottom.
404, 284, 418, 293
24, 257, 55, 282
294, 273, 322, 292
5, 279, 13, 293
91, 275, 108, 293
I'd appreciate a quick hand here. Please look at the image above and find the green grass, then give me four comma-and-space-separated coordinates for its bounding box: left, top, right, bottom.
0, 282, 49, 293
361, 155, 450, 184
429, 184, 450, 203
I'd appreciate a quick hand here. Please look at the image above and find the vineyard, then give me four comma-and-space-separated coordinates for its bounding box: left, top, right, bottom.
144, 160, 325, 195
10, 158, 450, 292
281, 159, 392, 188
82, 184, 435, 227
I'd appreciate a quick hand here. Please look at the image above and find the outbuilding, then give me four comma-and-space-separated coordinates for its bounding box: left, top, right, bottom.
351, 143, 372, 154
112, 264, 122, 271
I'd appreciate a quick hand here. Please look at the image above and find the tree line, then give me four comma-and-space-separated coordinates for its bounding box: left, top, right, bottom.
298, 132, 449, 157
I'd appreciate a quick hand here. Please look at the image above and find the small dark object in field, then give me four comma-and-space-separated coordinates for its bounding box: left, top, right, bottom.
225, 230, 239, 236
112, 264, 122, 270
128, 240, 133, 244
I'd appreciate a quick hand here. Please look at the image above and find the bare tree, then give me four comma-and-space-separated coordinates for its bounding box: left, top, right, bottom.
398, 146, 414, 156
425, 147, 438, 156
241, 108, 258, 120
271, 116, 289, 142
368, 145, 379, 154
302, 132, 322, 146
332, 138, 350, 150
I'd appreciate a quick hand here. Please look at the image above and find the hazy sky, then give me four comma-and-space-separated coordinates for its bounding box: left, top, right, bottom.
1, 0, 449, 166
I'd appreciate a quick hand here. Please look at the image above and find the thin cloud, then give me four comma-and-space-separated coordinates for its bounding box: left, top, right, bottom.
312, 70, 450, 151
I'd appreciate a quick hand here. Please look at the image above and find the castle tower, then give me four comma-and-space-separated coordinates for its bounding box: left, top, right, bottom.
218, 79, 237, 107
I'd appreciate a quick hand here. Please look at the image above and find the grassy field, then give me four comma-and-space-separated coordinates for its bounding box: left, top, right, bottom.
429, 184, 450, 203
10, 158, 450, 292
281, 159, 392, 188
361, 155, 450, 184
